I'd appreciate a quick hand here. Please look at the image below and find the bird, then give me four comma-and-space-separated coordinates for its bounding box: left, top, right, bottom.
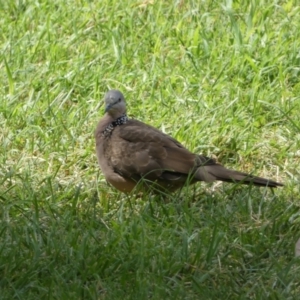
95, 89, 283, 193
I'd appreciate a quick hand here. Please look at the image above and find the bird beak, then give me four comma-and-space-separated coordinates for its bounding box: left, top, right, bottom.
105, 103, 112, 113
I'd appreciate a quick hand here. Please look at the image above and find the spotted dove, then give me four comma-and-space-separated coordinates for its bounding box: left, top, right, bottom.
95, 90, 283, 193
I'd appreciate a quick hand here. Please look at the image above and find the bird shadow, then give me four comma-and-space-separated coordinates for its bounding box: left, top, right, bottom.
95, 178, 281, 225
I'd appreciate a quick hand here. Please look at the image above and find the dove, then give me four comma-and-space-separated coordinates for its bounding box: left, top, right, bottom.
95, 90, 283, 193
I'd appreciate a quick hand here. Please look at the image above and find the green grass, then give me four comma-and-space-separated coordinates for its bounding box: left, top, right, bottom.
1, 0, 300, 299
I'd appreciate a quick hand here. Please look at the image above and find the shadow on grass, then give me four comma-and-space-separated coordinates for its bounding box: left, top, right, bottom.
1, 174, 299, 299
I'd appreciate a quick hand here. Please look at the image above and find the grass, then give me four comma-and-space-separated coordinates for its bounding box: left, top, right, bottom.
1, 0, 300, 298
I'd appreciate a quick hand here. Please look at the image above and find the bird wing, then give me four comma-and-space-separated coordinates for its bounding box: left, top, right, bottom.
103, 120, 212, 181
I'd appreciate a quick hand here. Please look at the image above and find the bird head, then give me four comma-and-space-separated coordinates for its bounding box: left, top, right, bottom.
104, 90, 126, 118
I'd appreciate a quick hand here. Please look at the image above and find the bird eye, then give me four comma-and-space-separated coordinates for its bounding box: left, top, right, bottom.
118, 98, 121, 102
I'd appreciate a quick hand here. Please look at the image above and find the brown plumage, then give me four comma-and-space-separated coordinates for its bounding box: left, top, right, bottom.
95, 90, 283, 193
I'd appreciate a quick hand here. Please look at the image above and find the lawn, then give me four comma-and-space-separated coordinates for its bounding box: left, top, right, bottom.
1, 0, 300, 299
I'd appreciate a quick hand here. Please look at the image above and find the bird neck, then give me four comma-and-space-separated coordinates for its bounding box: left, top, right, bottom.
112, 113, 128, 126
102, 113, 128, 137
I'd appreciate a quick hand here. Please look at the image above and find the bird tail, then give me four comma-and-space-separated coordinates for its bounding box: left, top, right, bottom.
196, 165, 283, 188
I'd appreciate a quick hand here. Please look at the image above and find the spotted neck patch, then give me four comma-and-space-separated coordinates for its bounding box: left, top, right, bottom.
103, 114, 128, 137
